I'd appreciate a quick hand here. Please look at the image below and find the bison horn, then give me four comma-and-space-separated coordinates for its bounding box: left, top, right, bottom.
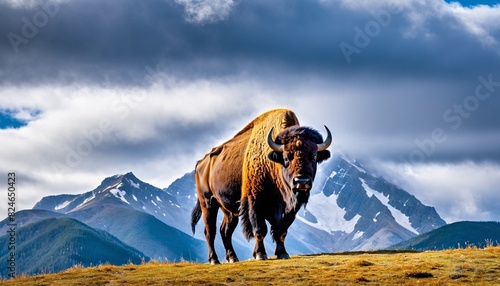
317, 125, 332, 152
267, 126, 284, 152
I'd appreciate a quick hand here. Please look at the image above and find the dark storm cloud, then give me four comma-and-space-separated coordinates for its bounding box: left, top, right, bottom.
1, 0, 345, 84
0, 0, 186, 85
2, 0, 497, 85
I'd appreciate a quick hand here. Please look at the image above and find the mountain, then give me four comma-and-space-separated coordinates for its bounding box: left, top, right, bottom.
33, 172, 206, 262
291, 154, 446, 251
70, 205, 205, 262
31, 153, 447, 262
0, 209, 65, 234
34, 172, 184, 229
388, 221, 500, 250
0, 217, 145, 278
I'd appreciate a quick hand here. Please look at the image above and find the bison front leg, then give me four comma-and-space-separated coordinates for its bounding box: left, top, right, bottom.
250, 200, 269, 260
240, 195, 268, 260
272, 230, 290, 259
253, 233, 268, 260
271, 212, 296, 259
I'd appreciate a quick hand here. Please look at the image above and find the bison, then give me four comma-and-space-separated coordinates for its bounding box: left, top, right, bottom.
191, 109, 332, 264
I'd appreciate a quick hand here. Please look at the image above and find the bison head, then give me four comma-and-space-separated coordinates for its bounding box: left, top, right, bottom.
267, 125, 332, 195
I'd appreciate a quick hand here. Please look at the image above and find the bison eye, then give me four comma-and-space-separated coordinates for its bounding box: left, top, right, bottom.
283, 158, 290, 167
311, 152, 318, 162
283, 153, 293, 167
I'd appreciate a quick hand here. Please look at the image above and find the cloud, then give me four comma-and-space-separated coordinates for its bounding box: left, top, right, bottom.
337, 0, 500, 55
376, 161, 500, 222
174, 0, 237, 24
2, 0, 67, 9
442, 2, 500, 46
0, 76, 289, 211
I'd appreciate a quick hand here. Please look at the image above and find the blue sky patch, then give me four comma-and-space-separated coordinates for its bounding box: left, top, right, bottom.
0, 109, 40, 129
446, 0, 499, 7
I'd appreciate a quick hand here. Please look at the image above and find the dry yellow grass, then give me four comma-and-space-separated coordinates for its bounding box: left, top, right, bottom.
2, 247, 499, 285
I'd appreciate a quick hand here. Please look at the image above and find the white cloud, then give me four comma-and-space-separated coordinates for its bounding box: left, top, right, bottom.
337, 0, 408, 11
445, 2, 500, 46
376, 161, 500, 223
174, 0, 237, 24
0, 71, 352, 214
10, 108, 41, 122
338, 0, 500, 47
0, 76, 285, 214
2, 0, 66, 8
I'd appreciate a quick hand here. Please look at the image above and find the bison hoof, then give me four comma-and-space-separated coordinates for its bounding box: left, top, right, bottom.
255, 253, 268, 260
228, 257, 239, 263
209, 259, 221, 265
278, 253, 290, 260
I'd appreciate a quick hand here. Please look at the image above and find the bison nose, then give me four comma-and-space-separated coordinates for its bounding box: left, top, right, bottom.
293, 176, 312, 190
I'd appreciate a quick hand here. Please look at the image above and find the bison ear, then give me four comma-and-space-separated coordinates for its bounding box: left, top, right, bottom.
317, 150, 331, 163
268, 151, 285, 165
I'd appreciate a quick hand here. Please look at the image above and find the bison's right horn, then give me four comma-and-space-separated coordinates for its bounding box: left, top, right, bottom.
267, 127, 284, 152
317, 125, 332, 152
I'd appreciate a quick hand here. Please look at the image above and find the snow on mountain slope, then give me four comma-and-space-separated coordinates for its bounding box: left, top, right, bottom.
291, 154, 446, 251
297, 191, 360, 234
360, 178, 418, 235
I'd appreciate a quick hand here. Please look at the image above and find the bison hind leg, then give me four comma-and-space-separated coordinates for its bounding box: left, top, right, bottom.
201, 199, 221, 265
220, 210, 239, 263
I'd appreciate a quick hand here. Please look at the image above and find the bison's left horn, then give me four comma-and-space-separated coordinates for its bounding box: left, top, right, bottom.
267, 126, 284, 152
317, 126, 332, 152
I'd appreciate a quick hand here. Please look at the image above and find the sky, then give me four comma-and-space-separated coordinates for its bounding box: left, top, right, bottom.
1, 0, 499, 224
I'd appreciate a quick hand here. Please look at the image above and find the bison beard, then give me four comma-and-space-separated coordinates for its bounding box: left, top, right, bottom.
191, 109, 332, 264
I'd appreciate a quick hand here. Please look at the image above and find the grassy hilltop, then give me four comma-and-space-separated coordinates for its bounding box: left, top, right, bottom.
2, 247, 499, 285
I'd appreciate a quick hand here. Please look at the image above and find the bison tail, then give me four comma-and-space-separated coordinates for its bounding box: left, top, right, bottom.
239, 197, 254, 241
191, 199, 202, 235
